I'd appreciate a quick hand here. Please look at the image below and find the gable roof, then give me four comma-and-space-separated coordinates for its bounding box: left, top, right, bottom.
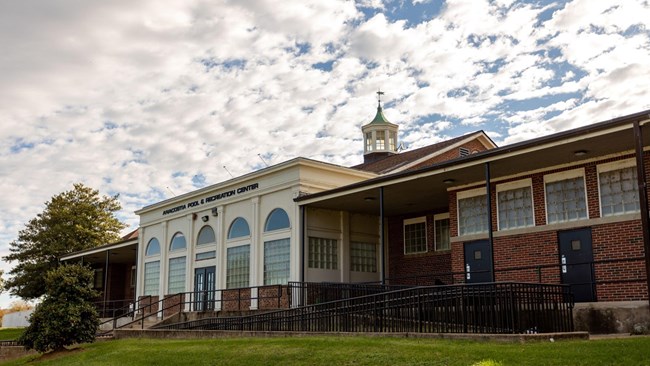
351, 131, 496, 174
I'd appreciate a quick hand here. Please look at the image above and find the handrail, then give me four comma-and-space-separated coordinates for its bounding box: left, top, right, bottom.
155, 282, 574, 334
98, 284, 286, 333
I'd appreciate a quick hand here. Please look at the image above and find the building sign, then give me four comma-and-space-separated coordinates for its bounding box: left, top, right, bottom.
162, 183, 259, 216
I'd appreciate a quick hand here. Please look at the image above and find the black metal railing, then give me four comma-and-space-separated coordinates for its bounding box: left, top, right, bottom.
97, 284, 286, 333
380, 256, 646, 303
154, 282, 574, 334
286, 281, 410, 307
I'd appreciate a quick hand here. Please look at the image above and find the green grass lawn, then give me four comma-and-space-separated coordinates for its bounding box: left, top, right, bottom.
0, 328, 24, 341
2, 336, 650, 366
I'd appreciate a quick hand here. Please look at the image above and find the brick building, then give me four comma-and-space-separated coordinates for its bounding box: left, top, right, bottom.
299, 109, 650, 330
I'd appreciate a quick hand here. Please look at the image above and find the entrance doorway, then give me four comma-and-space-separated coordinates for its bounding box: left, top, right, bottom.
464, 240, 492, 283
558, 228, 595, 302
194, 266, 216, 311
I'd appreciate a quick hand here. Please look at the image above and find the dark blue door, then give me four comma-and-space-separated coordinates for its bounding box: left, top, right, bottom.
194, 266, 216, 311
464, 240, 492, 283
558, 228, 595, 302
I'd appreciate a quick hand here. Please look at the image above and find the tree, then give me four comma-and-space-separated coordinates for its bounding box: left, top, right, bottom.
19, 264, 99, 353
3, 183, 125, 299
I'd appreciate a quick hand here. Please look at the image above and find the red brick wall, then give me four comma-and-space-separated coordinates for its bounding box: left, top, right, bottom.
409, 139, 491, 171
393, 153, 650, 301
450, 154, 649, 301
387, 212, 453, 285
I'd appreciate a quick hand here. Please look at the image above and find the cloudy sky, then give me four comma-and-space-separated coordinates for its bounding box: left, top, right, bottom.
1, 0, 649, 305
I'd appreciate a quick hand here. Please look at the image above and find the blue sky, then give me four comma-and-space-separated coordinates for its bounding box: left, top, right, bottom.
0, 0, 649, 306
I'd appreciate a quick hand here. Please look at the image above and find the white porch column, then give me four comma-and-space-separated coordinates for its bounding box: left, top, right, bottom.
250, 196, 260, 310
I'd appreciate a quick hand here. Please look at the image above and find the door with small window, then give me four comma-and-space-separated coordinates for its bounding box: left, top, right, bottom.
558, 228, 595, 302
194, 266, 216, 311
464, 240, 492, 283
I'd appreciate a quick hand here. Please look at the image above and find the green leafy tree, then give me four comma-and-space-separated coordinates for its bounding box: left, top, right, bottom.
19, 264, 99, 353
4, 183, 125, 299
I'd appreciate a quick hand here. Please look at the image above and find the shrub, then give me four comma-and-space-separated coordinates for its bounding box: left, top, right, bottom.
19, 264, 99, 353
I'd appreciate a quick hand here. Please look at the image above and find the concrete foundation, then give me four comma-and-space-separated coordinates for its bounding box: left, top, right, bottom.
574, 301, 650, 334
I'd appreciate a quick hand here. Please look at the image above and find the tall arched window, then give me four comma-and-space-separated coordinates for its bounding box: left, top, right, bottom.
228, 217, 250, 239
144, 237, 161, 296
263, 209, 290, 285
168, 232, 186, 294
226, 217, 251, 289
264, 208, 290, 232
169, 232, 187, 251
145, 238, 161, 256
197, 226, 216, 246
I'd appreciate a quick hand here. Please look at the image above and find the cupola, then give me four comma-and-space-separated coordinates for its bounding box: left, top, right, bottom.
361, 90, 399, 164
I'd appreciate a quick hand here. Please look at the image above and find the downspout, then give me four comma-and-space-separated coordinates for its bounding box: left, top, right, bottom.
103, 249, 110, 317
380, 187, 385, 285
485, 162, 495, 282
300, 205, 305, 284
632, 121, 650, 311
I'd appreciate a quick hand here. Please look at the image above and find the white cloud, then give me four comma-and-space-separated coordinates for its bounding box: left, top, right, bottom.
0, 0, 649, 306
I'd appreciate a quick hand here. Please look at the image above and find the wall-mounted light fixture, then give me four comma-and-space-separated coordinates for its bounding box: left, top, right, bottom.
443, 179, 455, 185
211, 207, 219, 216
574, 150, 588, 157
201, 215, 209, 222
363, 197, 376, 202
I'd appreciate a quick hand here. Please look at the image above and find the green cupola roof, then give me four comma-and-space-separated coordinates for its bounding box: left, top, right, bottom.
369, 104, 391, 125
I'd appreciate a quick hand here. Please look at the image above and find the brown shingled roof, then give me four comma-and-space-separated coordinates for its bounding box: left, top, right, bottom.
352, 131, 489, 174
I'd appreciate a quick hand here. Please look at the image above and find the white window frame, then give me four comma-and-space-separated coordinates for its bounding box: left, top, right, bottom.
597, 159, 640, 217
226, 244, 250, 289
350, 241, 377, 273
457, 187, 488, 236
434, 213, 450, 251
308, 237, 339, 270
496, 178, 535, 231
544, 168, 588, 224
403, 216, 428, 254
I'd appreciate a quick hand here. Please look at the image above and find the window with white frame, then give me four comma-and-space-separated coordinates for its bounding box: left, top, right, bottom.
197, 225, 215, 246
145, 238, 160, 256
167, 256, 186, 294
143, 260, 160, 296
308, 237, 338, 270
366, 132, 373, 151
458, 189, 488, 236
226, 245, 250, 289
389, 131, 396, 151
497, 180, 534, 230
376, 130, 385, 150
264, 238, 290, 285
404, 217, 427, 254
351, 241, 377, 272
93, 268, 104, 289
434, 213, 450, 251
169, 232, 187, 251
599, 160, 639, 217
545, 170, 587, 224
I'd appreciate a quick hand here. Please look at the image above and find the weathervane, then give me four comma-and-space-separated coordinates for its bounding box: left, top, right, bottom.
377, 89, 384, 107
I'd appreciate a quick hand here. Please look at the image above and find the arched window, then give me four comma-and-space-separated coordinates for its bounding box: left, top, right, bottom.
228, 217, 250, 239
169, 232, 187, 251
264, 208, 290, 232
145, 238, 160, 256
197, 226, 215, 246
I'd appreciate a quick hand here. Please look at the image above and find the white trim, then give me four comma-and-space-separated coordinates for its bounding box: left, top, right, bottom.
544, 168, 585, 183
544, 168, 588, 224
597, 158, 636, 173
597, 159, 640, 217
496, 178, 532, 192
403, 216, 428, 255
433, 213, 450, 252
496, 179, 535, 231
456, 187, 487, 200
391, 132, 493, 174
